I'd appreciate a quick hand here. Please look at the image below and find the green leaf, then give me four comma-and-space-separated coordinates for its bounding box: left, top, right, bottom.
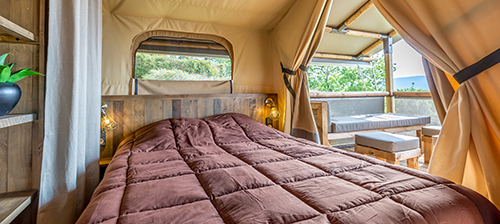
0, 65, 11, 82
6, 63, 15, 69
0, 53, 8, 66
6, 69, 43, 83
12, 68, 31, 75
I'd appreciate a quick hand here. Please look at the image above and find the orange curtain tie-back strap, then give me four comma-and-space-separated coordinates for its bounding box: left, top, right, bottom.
454, 48, 500, 84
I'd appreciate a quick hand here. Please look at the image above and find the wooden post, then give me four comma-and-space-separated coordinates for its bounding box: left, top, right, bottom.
310, 101, 329, 146
416, 129, 422, 153
422, 136, 433, 163
383, 37, 394, 113
407, 157, 419, 169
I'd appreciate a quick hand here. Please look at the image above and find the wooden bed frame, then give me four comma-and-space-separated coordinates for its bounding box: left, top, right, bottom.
101, 93, 277, 158
311, 100, 423, 146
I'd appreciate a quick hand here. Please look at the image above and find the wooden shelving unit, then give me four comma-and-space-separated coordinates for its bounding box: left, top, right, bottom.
0, 15, 36, 44
0, 1, 45, 223
0, 113, 38, 129
0, 190, 37, 224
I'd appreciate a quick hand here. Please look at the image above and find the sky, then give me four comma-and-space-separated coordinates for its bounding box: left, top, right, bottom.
392, 40, 426, 78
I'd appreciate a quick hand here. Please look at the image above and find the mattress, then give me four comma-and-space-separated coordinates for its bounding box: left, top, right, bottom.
330, 113, 431, 133
78, 113, 499, 224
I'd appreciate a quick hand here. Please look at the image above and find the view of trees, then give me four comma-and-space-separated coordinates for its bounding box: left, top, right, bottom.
308, 54, 427, 92
395, 82, 428, 92
308, 54, 438, 124
308, 55, 388, 92
136, 51, 438, 124
135, 53, 231, 81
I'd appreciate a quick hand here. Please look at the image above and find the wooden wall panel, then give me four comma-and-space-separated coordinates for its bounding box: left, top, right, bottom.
101, 94, 277, 158
0, 128, 8, 192
7, 123, 32, 191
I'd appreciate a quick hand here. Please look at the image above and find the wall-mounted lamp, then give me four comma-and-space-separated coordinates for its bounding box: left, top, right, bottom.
101, 103, 118, 133
264, 97, 280, 127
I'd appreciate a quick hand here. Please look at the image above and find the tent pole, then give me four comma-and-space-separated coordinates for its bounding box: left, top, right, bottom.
383, 36, 394, 113
357, 30, 397, 57
325, 26, 387, 39
314, 52, 377, 62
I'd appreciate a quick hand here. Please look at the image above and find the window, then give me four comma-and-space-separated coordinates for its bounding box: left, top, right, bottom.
392, 40, 429, 92
134, 36, 232, 81
308, 52, 386, 92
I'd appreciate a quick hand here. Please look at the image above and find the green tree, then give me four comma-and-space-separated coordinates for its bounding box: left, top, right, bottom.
395, 82, 427, 92
308, 54, 391, 92
135, 53, 231, 80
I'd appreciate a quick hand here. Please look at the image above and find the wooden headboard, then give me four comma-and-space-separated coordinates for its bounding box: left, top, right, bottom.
101, 93, 278, 158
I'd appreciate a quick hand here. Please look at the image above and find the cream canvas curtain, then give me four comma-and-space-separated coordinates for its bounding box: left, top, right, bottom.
38, 0, 102, 223
272, 0, 332, 142
422, 58, 456, 123
373, 0, 500, 208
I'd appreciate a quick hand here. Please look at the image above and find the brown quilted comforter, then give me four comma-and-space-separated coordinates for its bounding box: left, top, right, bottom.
78, 113, 500, 224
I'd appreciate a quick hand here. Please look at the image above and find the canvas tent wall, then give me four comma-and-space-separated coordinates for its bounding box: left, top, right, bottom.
101, 0, 400, 132
101, 0, 294, 95
102, 0, 302, 130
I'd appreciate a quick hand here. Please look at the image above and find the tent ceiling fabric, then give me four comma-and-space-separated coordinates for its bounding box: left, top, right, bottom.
103, 0, 401, 57
327, 0, 367, 26
348, 7, 393, 33
103, 0, 401, 63
317, 0, 402, 57
103, 0, 297, 31
319, 33, 378, 56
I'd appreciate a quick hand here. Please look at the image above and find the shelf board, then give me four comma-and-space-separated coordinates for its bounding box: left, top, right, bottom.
0, 113, 38, 129
0, 15, 35, 44
0, 190, 36, 224
100, 157, 113, 167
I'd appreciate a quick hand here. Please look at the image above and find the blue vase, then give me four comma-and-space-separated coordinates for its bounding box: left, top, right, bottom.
0, 82, 22, 116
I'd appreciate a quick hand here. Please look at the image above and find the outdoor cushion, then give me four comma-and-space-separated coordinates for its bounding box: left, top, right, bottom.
355, 131, 419, 152
422, 126, 442, 136
330, 113, 430, 133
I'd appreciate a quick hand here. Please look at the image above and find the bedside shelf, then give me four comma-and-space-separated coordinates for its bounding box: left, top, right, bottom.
0, 190, 37, 224
99, 157, 112, 167
0, 15, 36, 44
0, 113, 38, 129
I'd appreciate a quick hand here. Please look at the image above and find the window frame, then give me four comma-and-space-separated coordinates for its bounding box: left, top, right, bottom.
131, 30, 234, 84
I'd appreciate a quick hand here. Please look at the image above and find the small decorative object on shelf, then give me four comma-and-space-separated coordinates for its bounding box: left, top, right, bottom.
264, 97, 280, 127
0, 53, 44, 116
101, 103, 118, 133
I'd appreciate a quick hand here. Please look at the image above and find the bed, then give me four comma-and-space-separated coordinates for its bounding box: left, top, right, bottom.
78, 113, 499, 224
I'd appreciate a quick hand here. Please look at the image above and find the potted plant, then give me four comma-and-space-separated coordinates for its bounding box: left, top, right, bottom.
0, 53, 44, 116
